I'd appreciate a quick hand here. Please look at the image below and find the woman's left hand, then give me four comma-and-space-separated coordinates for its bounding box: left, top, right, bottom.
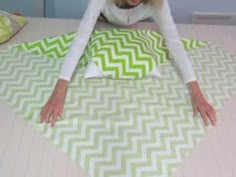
188, 81, 217, 126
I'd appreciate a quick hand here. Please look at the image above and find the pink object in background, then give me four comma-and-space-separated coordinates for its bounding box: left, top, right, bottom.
11, 12, 22, 16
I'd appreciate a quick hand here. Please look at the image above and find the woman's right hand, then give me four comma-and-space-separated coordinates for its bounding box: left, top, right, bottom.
40, 79, 68, 127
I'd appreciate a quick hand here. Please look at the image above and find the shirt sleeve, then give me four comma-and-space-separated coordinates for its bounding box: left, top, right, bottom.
151, 0, 197, 84
59, 0, 105, 81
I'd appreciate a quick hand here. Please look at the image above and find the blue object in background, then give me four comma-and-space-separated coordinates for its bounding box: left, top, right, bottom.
0, 0, 44, 17
0, 0, 235, 23
170, 0, 236, 23
45, 0, 236, 23
45, 0, 88, 19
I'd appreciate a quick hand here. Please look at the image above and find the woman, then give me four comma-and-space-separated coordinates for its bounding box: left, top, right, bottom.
40, 0, 216, 127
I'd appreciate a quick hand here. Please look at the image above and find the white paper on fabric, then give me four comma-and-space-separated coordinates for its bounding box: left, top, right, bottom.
84, 60, 162, 79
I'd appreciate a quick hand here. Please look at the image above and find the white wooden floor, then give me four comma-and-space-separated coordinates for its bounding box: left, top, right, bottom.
0, 17, 236, 177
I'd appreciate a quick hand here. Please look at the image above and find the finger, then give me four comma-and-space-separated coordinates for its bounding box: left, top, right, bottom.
40, 107, 43, 117
205, 103, 217, 125
207, 112, 216, 126
206, 107, 217, 126
210, 106, 217, 122
199, 108, 209, 126
40, 106, 49, 123
51, 110, 58, 127
58, 106, 63, 118
40, 110, 44, 123
40, 103, 48, 115
192, 104, 198, 117
45, 108, 53, 124
40, 107, 45, 123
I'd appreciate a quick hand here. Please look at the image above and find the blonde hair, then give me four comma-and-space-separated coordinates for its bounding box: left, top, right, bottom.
114, 0, 164, 8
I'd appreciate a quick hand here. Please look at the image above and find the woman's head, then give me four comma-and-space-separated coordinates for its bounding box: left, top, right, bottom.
114, 0, 164, 8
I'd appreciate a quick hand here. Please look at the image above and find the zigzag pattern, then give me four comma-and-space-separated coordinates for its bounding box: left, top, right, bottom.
14, 32, 76, 58
88, 29, 157, 79
1, 42, 236, 177
144, 30, 207, 64
187, 43, 236, 109
13, 29, 207, 74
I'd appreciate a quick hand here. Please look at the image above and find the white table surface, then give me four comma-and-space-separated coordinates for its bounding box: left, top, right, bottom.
0, 17, 236, 177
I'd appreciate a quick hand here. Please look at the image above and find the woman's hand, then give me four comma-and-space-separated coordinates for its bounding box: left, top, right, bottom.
188, 81, 217, 126
40, 79, 68, 127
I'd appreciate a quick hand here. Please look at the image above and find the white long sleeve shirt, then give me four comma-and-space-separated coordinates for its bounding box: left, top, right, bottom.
59, 0, 197, 83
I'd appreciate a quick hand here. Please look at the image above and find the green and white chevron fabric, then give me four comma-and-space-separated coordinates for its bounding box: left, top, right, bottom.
1, 35, 236, 177
87, 29, 158, 79
13, 29, 207, 79
85, 29, 207, 79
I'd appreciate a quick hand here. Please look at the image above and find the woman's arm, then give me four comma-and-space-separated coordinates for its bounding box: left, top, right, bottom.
151, 0, 216, 126
151, 0, 196, 84
40, 0, 105, 127
60, 0, 105, 81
